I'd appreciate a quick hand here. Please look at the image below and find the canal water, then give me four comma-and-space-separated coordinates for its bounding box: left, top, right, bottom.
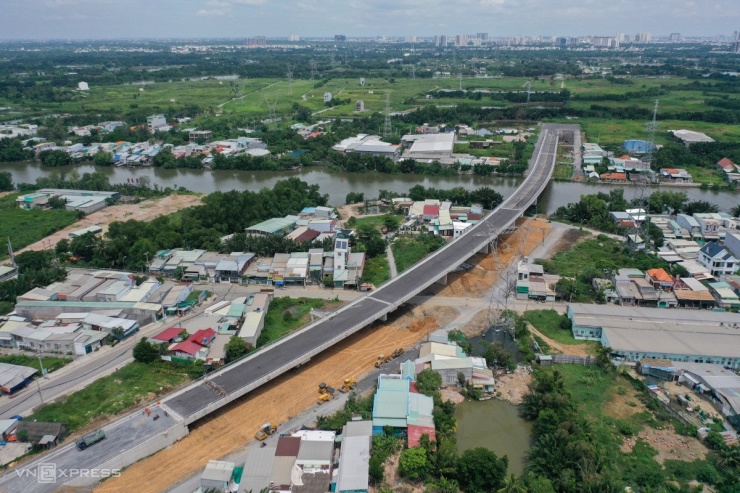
455, 398, 533, 475
3, 162, 738, 213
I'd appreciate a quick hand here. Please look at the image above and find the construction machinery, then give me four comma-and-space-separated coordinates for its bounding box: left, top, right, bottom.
255, 422, 277, 441
375, 354, 390, 368
318, 382, 328, 394
317, 393, 334, 405
339, 378, 357, 393
391, 348, 405, 358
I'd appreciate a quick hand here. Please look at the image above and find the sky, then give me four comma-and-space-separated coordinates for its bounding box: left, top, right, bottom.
1, 0, 738, 40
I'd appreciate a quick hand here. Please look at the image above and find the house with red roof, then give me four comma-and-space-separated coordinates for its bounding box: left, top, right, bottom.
151, 326, 186, 344
717, 157, 737, 172
170, 328, 216, 360
423, 204, 440, 221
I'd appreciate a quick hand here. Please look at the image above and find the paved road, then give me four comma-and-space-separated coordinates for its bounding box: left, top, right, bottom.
0, 408, 177, 493
163, 123, 572, 421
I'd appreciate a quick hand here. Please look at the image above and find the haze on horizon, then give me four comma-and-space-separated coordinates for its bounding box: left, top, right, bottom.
1, 0, 738, 41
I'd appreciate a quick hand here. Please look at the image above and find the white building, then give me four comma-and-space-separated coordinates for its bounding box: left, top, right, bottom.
698, 242, 738, 277
77, 81, 89, 91
146, 114, 168, 134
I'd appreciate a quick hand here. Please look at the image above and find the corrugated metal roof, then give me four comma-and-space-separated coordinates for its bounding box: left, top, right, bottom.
336, 436, 370, 492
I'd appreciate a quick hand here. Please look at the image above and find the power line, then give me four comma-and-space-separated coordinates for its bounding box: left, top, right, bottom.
383, 92, 391, 139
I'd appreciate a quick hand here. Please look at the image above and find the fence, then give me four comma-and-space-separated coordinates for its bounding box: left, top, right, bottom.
551, 354, 596, 365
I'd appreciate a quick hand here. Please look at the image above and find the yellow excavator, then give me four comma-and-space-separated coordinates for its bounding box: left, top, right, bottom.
255, 422, 277, 441
392, 348, 405, 358
339, 378, 357, 393
318, 393, 334, 405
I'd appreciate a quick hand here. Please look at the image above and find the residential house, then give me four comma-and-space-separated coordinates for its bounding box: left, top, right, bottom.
646, 268, 674, 291
694, 213, 725, 242
698, 242, 738, 277
170, 328, 216, 360
708, 282, 740, 309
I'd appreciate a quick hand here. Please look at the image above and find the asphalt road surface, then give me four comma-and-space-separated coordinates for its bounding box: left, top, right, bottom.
0, 409, 177, 493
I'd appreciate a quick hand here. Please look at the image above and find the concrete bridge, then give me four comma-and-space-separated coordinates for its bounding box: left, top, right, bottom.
0, 123, 576, 492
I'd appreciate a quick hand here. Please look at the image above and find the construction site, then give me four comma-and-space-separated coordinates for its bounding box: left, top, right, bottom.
91, 217, 556, 493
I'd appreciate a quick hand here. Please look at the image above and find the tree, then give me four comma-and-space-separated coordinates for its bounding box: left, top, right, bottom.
110, 327, 125, 340
498, 474, 529, 493
457, 448, 508, 493
683, 200, 719, 215
415, 368, 442, 396
93, 150, 114, 167
732, 204, 740, 218
15, 251, 53, 272
55, 238, 70, 255
345, 192, 365, 204
382, 214, 400, 231
133, 339, 160, 363
225, 336, 248, 362
0, 171, 13, 191
398, 446, 430, 481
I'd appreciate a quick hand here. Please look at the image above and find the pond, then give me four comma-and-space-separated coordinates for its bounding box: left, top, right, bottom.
455, 398, 533, 475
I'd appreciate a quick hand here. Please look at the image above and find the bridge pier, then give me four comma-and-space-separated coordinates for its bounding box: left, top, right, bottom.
379, 313, 388, 322
478, 243, 490, 254
434, 273, 448, 286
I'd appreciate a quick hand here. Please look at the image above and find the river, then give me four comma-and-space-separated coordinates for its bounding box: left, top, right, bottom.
3, 163, 738, 213
455, 398, 533, 475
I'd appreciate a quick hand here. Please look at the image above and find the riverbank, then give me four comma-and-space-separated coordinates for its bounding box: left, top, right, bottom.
4, 163, 739, 213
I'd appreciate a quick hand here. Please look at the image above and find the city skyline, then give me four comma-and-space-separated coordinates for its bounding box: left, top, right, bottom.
1, 0, 738, 41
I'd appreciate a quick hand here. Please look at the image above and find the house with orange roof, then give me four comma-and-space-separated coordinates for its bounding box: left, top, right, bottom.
646, 268, 675, 291
600, 172, 627, 181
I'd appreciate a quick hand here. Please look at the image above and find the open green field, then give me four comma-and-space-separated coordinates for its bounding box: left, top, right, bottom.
361, 255, 390, 286
574, 117, 740, 146
523, 310, 588, 347
0, 193, 78, 261
0, 355, 72, 374
391, 234, 446, 273
29, 362, 190, 432
258, 297, 342, 348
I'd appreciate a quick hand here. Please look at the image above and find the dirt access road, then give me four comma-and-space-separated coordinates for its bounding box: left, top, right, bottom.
95, 304, 457, 493
19, 194, 203, 253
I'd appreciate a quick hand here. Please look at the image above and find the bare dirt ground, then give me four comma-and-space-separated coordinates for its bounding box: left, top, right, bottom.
433, 218, 551, 298
458, 309, 490, 338
95, 304, 457, 493
604, 385, 647, 420
374, 451, 424, 493
621, 427, 707, 464
494, 366, 533, 405
19, 194, 203, 253
440, 388, 465, 404
527, 324, 593, 357
0, 191, 14, 199
545, 228, 587, 258
336, 202, 363, 222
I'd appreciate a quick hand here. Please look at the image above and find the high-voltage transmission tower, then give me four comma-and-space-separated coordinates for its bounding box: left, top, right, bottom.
309, 59, 317, 80
383, 92, 392, 139
264, 95, 278, 129
286, 65, 294, 95
524, 80, 533, 103
632, 99, 659, 251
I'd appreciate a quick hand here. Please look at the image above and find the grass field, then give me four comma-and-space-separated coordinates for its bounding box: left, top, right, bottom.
0, 193, 78, 261
523, 310, 584, 346
351, 214, 402, 231
0, 302, 13, 315
391, 234, 446, 273
29, 362, 191, 432
258, 297, 342, 348
361, 255, 390, 286
0, 355, 72, 374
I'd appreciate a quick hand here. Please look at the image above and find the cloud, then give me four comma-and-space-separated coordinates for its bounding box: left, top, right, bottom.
197, 8, 227, 16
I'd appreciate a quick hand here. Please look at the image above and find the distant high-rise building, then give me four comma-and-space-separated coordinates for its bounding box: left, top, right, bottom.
288, 35, 299, 42
592, 36, 619, 49
476, 32, 488, 44
669, 33, 682, 42
405, 36, 417, 43
245, 36, 267, 47
455, 34, 469, 47
634, 32, 652, 43
555, 37, 568, 48
616, 33, 626, 42
435, 35, 447, 47
734, 30, 739, 54
334, 34, 347, 43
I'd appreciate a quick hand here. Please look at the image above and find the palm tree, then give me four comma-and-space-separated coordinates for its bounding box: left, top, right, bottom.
497, 474, 528, 493
595, 345, 613, 370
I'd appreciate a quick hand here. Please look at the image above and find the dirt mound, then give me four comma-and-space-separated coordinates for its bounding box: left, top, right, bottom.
436, 218, 551, 298
409, 316, 436, 332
